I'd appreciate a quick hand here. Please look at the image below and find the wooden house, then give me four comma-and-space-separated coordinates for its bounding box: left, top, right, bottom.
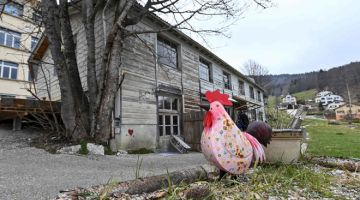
28, 5, 266, 151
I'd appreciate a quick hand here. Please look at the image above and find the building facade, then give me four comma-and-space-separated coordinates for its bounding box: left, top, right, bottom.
335, 104, 360, 120
282, 94, 297, 105
30, 7, 266, 151
315, 91, 344, 106
0, 0, 39, 99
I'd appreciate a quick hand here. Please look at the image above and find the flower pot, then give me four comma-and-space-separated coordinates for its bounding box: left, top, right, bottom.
264, 129, 306, 163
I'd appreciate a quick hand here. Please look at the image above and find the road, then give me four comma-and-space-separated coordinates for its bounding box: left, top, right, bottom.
0, 126, 207, 200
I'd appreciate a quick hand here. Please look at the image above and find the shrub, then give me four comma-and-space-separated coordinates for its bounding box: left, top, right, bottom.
79, 140, 89, 155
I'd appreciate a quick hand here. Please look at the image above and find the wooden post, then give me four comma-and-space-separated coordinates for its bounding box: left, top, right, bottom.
13, 116, 22, 131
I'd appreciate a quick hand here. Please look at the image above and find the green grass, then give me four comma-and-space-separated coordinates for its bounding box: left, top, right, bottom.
292, 89, 317, 102
303, 118, 360, 158
128, 148, 154, 154
164, 163, 334, 199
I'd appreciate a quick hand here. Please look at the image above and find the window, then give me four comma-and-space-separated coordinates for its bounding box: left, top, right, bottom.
258, 111, 264, 121
157, 36, 178, 68
158, 95, 180, 136
0, 27, 21, 49
223, 71, 231, 89
257, 91, 262, 102
249, 86, 255, 99
199, 58, 211, 82
0, 60, 18, 79
28, 71, 32, 81
158, 115, 179, 136
1, 1, 23, 17
32, 10, 42, 24
238, 80, 245, 95
31, 37, 38, 51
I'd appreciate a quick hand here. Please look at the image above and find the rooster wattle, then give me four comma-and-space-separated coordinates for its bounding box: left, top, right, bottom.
200, 90, 270, 175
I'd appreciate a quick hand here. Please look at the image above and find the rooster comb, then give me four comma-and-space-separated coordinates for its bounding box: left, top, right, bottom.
205, 90, 233, 106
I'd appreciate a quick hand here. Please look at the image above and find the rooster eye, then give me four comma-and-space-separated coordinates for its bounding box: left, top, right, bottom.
216, 104, 219, 107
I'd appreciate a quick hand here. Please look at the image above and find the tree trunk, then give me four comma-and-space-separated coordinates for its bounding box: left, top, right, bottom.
95, 34, 123, 142
41, 0, 89, 140
82, 0, 99, 138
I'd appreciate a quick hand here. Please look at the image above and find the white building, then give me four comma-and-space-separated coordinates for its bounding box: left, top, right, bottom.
327, 102, 345, 110
282, 94, 297, 105
315, 91, 344, 106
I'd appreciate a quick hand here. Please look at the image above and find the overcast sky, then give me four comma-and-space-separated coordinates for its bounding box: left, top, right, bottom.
193, 0, 360, 75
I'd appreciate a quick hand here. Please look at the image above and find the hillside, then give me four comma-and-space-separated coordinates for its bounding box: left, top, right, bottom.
263, 62, 360, 103
267, 89, 317, 108
292, 89, 317, 103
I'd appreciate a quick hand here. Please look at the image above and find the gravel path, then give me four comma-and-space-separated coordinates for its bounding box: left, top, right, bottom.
0, 126, 207, 200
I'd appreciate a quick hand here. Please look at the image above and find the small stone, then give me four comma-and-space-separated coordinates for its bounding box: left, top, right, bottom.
116, 150, 128, 155
87, 143, 104, 155
57, 145, 81, 154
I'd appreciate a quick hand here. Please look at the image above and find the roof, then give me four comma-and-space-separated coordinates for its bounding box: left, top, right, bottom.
335, 103, 360, 110
29, 3, 266, 92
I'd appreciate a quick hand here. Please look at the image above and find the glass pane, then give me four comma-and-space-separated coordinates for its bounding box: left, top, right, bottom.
165, 115, 171, 125
164, 97, 171, 109
2, 67, 9, 78
199, 64, 209, 81
5, 2, 23, 17
158, 96, 163, 109
159, 126, 163, 136
173, 116, 178, 125
173, 126, 178, 135
4, 61, 17, 67
165, 126, 171, 135
13, 37, 20, 48
5, 35, 12, 47
157, 38, 177, 68
172, 98, 178, 110
0, 32, 4, 45
10, 68, 17, 79
158, 115, 163, 125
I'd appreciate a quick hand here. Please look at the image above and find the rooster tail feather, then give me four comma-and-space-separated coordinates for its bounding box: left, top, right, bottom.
243, 132, 266, 163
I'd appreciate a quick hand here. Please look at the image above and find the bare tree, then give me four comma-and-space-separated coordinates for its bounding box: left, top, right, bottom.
242, 59, 269, 86
3, 0, 272, 142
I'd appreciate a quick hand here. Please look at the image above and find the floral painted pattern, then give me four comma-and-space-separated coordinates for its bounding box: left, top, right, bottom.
201, 115, 253, 174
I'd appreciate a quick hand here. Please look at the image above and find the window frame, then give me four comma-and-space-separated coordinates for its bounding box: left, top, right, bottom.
257, 91, 262, 102
0, 60, 18, 80
157, 36, 178, 69
238, 80, 245, 95
199, 58, 212, 82
0, 27, 21, 49
31, 36, 39, 51
2, 1, 24, 17
158, 95, 180, 136
158, 114, 179, 136
32, 10, 42, 24
223, 71, 231, 90
249, 86, 255, 99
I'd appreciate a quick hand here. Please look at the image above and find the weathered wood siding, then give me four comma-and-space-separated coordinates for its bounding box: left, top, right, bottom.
34, 10, 267, 150
34, 49, 61, 101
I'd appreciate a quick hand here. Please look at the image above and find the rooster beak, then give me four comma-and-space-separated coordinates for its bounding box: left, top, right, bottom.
199, 104, 210, 111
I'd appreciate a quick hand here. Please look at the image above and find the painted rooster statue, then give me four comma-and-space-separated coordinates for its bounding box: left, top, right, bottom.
200, 90, 272, 176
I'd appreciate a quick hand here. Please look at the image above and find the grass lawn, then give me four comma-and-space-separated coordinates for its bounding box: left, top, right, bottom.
303, 118, 360, 158
293, 89, 317, 102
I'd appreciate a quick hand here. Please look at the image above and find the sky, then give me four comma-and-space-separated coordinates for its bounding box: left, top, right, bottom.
189, 0, 360, 75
